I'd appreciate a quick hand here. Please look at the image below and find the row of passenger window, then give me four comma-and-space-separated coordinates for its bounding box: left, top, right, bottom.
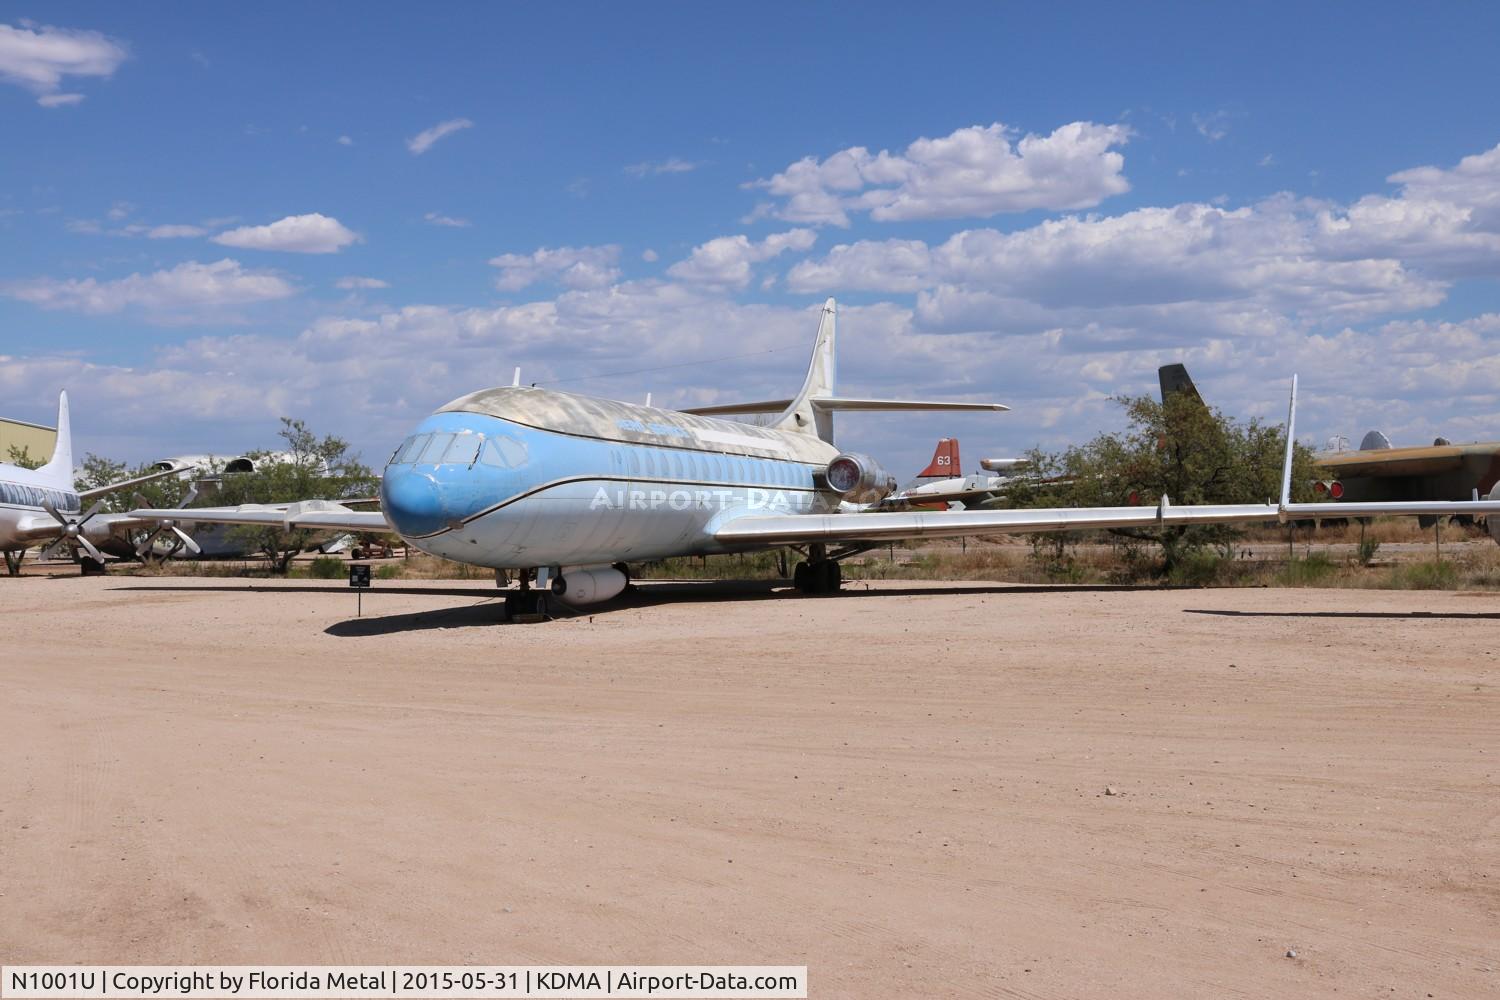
625, 448, 809, 488
388, 431, 528, 469
0, 482, 80, 511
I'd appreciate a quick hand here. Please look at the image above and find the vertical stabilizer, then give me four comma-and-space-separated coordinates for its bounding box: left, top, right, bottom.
1158, 363, 1203, 404
36, 390, 74, 486
918, 438, 961, 478
770, 298, 838, 441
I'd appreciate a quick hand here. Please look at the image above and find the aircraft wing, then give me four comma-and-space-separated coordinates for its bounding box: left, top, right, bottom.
1315, 446, 1468, 478
11, 510, 173, 544
720, 375, 1500, 545
716, 501, 1279, 544
129, 500, 390, 534
79, 462, 196, 502
716, 497, 1500, 546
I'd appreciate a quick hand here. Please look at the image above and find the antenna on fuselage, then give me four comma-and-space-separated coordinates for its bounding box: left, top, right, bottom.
512, 367, 521, 388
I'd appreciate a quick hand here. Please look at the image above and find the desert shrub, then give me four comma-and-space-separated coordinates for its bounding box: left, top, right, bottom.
1276, 552, 1338, 587
1168, 550, 1233, 587
307, 556, 344, 579
1357, 535, 1381, 566
1388, 560, 1458, 590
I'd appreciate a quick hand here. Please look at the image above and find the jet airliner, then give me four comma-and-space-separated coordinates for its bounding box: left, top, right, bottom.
132, 299, 1500, 615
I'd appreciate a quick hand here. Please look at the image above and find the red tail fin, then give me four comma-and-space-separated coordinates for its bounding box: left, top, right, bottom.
917, 438, 960, 477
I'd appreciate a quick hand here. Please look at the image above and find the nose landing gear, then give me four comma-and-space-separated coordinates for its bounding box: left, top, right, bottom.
501, 567, 553, 621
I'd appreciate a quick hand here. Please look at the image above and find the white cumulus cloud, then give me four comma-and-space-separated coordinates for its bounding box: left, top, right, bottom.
747, 121, 1130, 226
407, 117, 473, 155
212, 213, 358, 253
490, 245, 622, 292
667, 229, 817, 289
0, 20, 128, 106
423, 211, 471, 228
335, 276, 389, 290
625, 157, 703, 177
3, 259, 295, 315
146, 223, 206, 239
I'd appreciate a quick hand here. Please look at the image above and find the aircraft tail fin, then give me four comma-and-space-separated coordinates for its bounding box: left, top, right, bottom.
36, 390, 74, 486
769, 298, 838, 441
1158, 363, 1204, 404
917, 438, 961, 478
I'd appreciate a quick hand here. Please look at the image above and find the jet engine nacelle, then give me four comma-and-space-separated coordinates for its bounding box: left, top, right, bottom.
822, 452, 898, 504
551, 566, 629, 606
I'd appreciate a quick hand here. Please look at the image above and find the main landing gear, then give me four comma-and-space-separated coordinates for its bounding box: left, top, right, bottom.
792, 543, 842, 595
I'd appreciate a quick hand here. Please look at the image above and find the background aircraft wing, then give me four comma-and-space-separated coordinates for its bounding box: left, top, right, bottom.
129, 500, 389, 534
79, 461, 195, 502
1316, 446, 1468, 478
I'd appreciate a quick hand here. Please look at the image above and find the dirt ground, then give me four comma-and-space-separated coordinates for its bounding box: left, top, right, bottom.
1, 575, 1497, 998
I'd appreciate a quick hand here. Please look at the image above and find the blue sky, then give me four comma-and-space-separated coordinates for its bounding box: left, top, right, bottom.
3, 3, 1500, 473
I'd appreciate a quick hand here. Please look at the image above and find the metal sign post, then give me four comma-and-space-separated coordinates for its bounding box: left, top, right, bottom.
349, 563, 371, 616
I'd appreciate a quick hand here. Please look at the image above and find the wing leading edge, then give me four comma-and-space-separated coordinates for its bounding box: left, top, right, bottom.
128, 500, 390, 534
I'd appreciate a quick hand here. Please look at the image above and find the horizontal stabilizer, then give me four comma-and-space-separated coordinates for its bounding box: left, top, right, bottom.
682, 396, 1007, 416
680, 399, 793, 416
79, 461, 197, 503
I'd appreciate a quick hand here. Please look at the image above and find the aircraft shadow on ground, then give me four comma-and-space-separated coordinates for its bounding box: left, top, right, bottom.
109, 579, 1161, 636
323, 580, 1160, 634
111, 583, 505, 598
1185, 608, 1500, 621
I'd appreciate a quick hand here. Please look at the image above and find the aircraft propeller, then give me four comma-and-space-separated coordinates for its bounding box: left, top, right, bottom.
132, 486, 202, 562
39, 498, 108, 564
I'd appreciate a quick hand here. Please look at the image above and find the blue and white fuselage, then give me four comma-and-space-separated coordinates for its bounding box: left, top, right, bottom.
380, 386, 841, 568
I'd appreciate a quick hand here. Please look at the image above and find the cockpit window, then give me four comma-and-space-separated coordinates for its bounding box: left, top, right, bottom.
392, 434, 429, 465
416, 433, 454, 464
481, 435, 527, 469
444, 434, 482, 464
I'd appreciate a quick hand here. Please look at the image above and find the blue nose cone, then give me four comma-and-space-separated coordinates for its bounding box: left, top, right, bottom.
381, 467, 449, 537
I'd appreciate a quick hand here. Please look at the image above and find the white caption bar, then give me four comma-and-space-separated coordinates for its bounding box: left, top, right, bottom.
1, 967, 807, 999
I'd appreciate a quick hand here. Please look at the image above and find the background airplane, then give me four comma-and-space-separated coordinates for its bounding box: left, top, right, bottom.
0, 392, 195, 575
1159, 363, 1500, 529
133, 300, 1500, 616
883, 439, 1032, 509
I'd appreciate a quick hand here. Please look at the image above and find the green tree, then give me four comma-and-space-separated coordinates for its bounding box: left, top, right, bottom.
1007, 391, 1322, 573
6, 444, 43, 469
211, 419, 378, 572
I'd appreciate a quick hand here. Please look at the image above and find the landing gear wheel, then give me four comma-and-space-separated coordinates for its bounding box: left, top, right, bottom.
503, 589, 553, 621
80, 556, 107, 576
794, 560, 841, 595
818, 559, 841, 594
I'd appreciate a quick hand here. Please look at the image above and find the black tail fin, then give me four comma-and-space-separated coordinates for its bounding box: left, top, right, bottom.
1158, 364, 1203, 404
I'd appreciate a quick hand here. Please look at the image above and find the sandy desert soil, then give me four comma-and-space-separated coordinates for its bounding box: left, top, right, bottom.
1, 575, 1497, 998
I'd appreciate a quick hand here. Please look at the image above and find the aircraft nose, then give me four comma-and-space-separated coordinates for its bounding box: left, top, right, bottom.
381, 467, 449, 537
